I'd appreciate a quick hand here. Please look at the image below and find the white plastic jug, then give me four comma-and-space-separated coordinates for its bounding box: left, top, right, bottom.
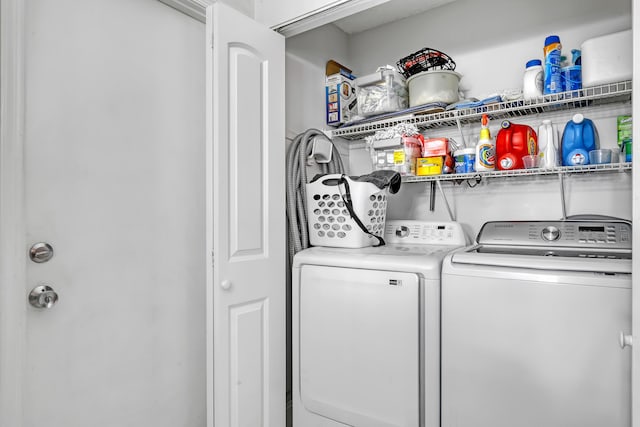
538, 119, 559, 168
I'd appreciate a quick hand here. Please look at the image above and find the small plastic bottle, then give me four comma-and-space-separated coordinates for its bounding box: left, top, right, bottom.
538, 119, 559, 168
475, 114, 495, 171
523, 59, 543, 100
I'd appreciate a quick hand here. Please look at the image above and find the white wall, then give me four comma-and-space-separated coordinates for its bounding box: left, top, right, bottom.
347, 0, 632, 98
286, 23, 351, 160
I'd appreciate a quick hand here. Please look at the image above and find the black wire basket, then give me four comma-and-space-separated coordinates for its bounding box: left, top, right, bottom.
396, 47, 456, 79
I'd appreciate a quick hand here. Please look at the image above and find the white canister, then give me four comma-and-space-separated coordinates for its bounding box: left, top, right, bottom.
454, 148, 476, 174
523, 59, 543, 100
406, 70, 461, 107
538, 119, 559, 168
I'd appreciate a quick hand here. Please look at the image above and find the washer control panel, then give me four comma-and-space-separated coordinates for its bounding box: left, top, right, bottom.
478, 220, 632, 250
384, 220, 467, 246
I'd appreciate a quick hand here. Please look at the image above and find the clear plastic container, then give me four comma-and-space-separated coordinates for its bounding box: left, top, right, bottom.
355, 68, 408, 116
370, 135, 422, 175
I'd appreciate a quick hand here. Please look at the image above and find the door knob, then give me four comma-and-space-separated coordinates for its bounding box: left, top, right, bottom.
221, 280, 232, 290
29, 242, 54, 263
619, 331, 633, 349
28, 285, 59, 309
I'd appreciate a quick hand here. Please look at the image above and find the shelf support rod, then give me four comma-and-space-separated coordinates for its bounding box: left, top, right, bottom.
559, 173, 567, 220
437, 179, 456, 222
455, 118, 467, 148
429, 181, 436, 211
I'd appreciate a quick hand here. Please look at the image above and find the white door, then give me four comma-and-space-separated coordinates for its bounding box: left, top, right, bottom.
0, 0, 206, 426
206, 3, 286, 427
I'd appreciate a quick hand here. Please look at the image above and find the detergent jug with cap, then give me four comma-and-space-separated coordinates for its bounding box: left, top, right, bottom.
561, 113, 599, 166
538, 119, 559, 168
495, 120, 538, 170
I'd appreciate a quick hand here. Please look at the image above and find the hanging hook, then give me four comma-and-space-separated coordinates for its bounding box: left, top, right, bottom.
467, 175, 482, 188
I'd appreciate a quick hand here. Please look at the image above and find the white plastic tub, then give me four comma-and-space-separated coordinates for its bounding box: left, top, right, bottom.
407, 70, 461, 107
581, 29, 632, 87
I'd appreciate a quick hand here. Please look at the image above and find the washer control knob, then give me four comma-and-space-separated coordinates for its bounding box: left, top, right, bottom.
541, 226, 560, 241
395, 226, 410, 238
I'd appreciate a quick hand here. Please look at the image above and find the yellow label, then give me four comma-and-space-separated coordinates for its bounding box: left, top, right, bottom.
393, 150, 406, 165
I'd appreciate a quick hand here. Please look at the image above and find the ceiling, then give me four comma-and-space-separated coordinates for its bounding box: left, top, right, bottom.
333, 0, 457, 34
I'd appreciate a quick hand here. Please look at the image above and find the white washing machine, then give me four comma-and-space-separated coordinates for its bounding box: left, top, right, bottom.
292, 220, 466, 427
441, 219, 632, 427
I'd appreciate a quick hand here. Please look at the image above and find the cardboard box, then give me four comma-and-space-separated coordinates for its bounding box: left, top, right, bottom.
416, 157, 444, 176
326, 61, 357, 126
422, 137, 449, 157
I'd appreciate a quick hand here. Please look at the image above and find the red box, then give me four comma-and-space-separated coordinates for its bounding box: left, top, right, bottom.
422, 137, 449, 157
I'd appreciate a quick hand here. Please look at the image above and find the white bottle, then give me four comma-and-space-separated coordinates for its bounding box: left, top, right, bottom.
538, 119, 559, 168
523, 59, 544, 100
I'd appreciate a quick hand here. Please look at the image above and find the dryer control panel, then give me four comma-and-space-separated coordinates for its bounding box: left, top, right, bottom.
384, 220, 467, 246
477, 220, 632, 250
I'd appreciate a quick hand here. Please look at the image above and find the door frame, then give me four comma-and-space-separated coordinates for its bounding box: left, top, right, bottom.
0, 0, 26, 425
632, 4, 639, 427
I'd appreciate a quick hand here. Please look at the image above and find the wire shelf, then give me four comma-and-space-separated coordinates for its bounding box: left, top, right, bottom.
401, 162, 633, 183
331, 80, 632, 140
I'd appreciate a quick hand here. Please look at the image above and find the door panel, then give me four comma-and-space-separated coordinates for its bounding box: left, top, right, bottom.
20, 1, 206, 426
207, 3, 285, 427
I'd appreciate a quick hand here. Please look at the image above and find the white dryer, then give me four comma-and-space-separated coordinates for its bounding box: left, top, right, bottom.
292, 220, 466, 427
441, 220, 632, 427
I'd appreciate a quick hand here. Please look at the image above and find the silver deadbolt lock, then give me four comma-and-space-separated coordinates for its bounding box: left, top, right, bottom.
29, 242, 54, 263
29, 285, 59, 309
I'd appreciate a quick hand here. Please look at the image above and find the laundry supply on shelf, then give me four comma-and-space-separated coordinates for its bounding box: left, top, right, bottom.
454, 148, 476, 174
325, 60, 357, 126
475, 114, 495, 171
617, 115, 632, 149
495, 120, 538, 170
543, 35, 563, 94
538, 119, 559, 168
561, 113, 599, 166
523, 59, 544, 100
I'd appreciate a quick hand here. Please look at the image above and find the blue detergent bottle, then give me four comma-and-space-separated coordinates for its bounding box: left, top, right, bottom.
561, 113, 599, 165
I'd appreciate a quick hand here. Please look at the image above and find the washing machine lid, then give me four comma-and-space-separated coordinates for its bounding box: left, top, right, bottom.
294, 244, 460, 278
450, 246, 632, 274
294, 220, 467, 278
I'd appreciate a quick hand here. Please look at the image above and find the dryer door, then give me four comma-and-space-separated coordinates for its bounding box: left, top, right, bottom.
299, 265, 420, 427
